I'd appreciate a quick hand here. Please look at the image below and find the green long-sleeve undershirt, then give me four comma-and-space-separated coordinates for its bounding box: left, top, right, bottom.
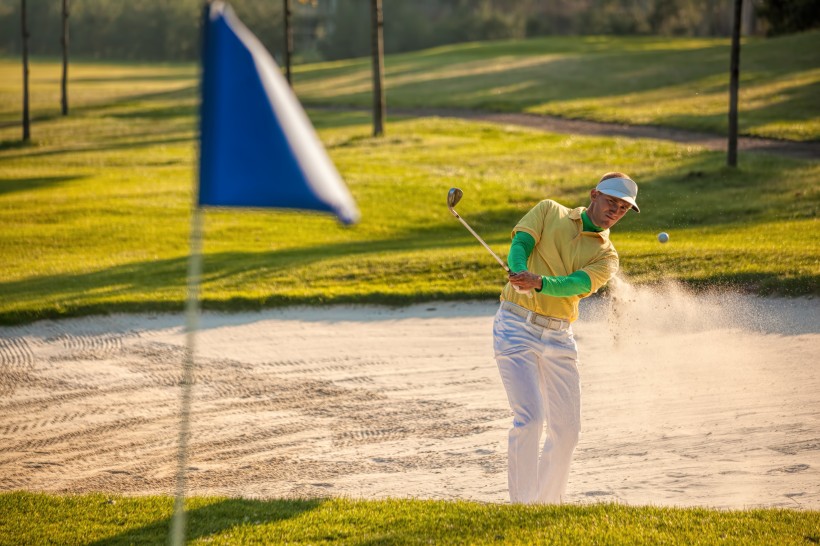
508, 211, 600, 297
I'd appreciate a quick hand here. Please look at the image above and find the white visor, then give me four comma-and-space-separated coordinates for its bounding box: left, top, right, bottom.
596, 177, 639, 213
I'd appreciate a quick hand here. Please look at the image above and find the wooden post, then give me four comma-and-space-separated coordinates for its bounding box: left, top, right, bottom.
727, 0, 743, 167
21, 0, 30, 141
283, 0, 292, 85
371, 0, 385, 137
61, 0, 69, 115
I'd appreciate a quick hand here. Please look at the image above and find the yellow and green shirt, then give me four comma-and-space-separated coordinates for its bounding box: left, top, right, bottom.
501, 199, 619, 322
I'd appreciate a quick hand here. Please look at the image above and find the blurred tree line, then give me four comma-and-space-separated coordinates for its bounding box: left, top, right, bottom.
1, 0, 818, 62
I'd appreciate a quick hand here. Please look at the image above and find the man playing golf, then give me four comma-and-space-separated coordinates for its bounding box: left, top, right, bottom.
494, 172, 639, 504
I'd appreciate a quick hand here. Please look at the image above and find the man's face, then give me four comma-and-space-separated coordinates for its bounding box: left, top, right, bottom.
587, 189, 632, 230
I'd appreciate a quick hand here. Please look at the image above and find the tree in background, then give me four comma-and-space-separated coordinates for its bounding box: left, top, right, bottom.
61, 0, 69, 116
281, 0, 321, 85
20, 0, 30, 141
317, 1, 368, 61
757, 0, 820, 35
728, 0, 743, 167
317, 0, 763, 62
283, 0, 292, 84
0, 0, 286, 61
371, 0, 385, 136
1, 0, 817, 63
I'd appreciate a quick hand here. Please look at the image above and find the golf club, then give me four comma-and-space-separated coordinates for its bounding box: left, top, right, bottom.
447, 187, 509, 272
447, 188, 534, 297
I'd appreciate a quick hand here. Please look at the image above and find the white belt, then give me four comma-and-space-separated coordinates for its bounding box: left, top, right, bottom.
501, 301, 570, 331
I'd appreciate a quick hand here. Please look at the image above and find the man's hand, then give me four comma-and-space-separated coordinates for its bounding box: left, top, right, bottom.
509, 271, 542, 293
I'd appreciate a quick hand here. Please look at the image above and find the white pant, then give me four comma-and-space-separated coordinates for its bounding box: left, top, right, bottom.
493, 304, 581, 504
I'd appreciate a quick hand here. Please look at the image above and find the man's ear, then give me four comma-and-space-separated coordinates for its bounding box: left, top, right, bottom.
590, 189, 599, 200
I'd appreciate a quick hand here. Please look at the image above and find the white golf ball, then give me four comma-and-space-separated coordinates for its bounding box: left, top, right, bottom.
658, 232, 669, 243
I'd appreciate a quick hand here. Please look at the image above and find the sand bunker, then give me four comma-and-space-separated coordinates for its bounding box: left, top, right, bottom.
1, 281, 817, 509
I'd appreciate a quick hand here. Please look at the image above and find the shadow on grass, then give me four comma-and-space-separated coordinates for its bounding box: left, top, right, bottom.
0, 174, 88, 196
0, 134, 193, 161
0, 138, 38, 151
308, 108, 375, 130
82, 85, 198, 110
108, 104, 198, 120
71, 73, 196, 84
87, 497, 323, 546
0, 85, 199, 130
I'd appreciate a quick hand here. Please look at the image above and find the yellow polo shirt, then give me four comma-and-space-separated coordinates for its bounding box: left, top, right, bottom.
500, 199, 619, 322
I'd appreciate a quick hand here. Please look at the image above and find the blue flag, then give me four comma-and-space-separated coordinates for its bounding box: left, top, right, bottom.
198, 2, 359, 224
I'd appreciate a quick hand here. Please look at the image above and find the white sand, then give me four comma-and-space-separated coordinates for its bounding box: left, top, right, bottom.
1, 282, 818, 509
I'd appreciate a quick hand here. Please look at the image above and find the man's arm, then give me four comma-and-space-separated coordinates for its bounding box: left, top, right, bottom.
507, 231, 533, 273
508, 231, 592, 296
540, 270, 591, 297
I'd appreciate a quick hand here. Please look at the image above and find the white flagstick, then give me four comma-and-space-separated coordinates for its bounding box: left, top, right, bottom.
171, 206, 204, 546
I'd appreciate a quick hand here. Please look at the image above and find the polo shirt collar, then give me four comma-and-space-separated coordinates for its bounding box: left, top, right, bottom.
572, 207, 610, 239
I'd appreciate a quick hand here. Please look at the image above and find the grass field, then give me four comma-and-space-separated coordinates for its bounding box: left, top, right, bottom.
0, 52, 818, 324
293, 31, 820, 141
1, 492, 818, 545
2, 31, 819, 141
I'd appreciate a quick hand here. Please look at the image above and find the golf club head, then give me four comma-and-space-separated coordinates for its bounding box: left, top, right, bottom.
447, 187, 463, 214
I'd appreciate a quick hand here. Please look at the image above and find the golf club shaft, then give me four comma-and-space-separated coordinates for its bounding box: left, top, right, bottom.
453, 213, 509, 272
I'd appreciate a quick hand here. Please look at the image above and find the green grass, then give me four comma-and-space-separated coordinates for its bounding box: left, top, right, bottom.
0, 58, 818, 325
1, 492, 818, 545
293, 31, 820, 141
2, 32, 819, 143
